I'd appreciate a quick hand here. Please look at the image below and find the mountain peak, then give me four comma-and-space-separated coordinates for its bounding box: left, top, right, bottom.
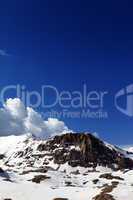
1, 132, 132, 172
39, 132, 133, 170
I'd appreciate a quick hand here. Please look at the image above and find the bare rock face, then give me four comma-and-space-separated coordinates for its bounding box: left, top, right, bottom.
37, 133, 133, 170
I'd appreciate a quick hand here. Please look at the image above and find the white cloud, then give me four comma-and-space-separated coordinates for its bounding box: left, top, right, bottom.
0, 98, 71, 139
4, 98, 27, 119
0, 49, 10, 56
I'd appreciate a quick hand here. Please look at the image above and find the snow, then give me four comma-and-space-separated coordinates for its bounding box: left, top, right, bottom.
0, 135, 133, 200
0, 168, 133, 200
0, 169, 101, 200
0, 134, 28, 154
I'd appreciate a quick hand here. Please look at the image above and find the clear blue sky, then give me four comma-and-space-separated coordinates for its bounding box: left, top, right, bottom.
0, 0, 133, 145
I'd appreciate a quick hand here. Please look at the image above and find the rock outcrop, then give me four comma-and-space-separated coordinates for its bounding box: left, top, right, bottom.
37, 133, 133, 170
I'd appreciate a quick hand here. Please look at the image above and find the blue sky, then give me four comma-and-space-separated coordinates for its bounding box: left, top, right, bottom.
0, 0, 133, 144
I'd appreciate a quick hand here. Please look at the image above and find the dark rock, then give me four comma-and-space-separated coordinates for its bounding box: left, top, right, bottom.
37, 144, 47, 151
42, 133, 133, 170
0, 167, 5, 173
0, 154, 5, 159
14, 151, 24, 158
65, 181, 72, 186
29, 175, 51, 183
99, 173, 124, 180
93, 181, 119, 200
93, 193, 115, 200
3, 199, 13, 200
93, 179, 99, 184
53, 198, 68, 200
70, 170, 80, 175
83, 181, 88, 185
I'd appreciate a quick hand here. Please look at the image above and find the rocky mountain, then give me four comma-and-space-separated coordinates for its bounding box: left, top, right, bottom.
0, 133, 133, 200
1, 133, 133, 171
37, 133, 133, 170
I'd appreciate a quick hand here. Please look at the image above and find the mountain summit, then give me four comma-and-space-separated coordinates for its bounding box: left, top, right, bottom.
1, 133, 133, 171
37, 133, 133, 170
0, 133, 133, 200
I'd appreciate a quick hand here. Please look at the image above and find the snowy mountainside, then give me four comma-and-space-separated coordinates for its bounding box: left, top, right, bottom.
0, 133, 133, 200
1, 133, 133, 171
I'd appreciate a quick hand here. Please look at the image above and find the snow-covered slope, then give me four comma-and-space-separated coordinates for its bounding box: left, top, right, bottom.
0, 133, 133, 200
